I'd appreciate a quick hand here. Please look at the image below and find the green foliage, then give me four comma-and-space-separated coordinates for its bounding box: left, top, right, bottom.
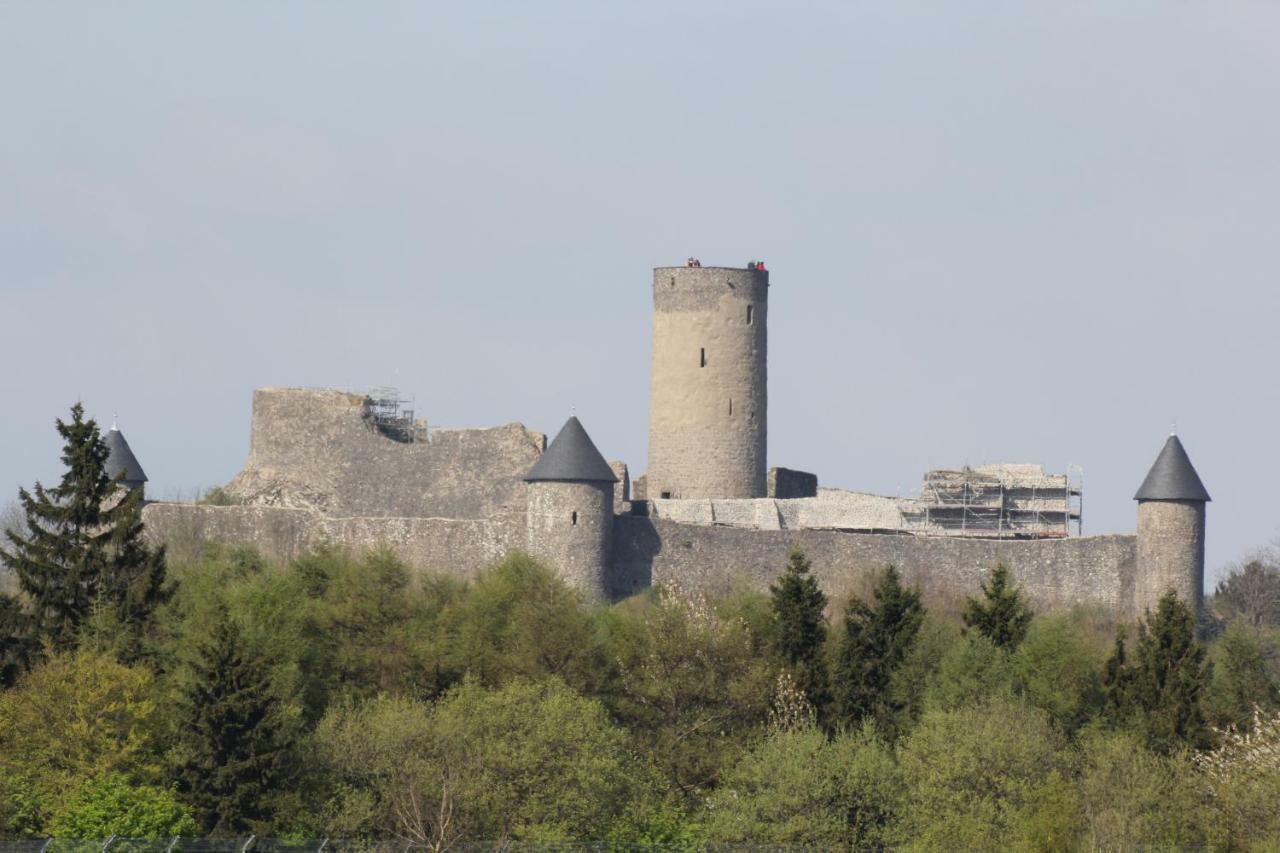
1078, 729, 1206, 848
444, 552, 603, 694
316, 679, 649, 845
704, 722, 899, 849
172, 605, 298, 835
894, 696, 1068, 850
768, 547, 830, 715
1012, 613, 1105, 734
1105, 590, 1212, 753
925, 632, 1015, 712
49, 774, 197, 839
1203, 621, 1280, 731
0, 648, 159, 833
962, 562, 1033, 651
599, 587, 774, 800
198, 486, 241, 507
833, 565, 924, 735
0, 404, 168, 676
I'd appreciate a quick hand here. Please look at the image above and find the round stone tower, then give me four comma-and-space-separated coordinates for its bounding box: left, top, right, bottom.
1133, 434, 1210, 620
524, 416, 618, 602
647, 265, 768, 499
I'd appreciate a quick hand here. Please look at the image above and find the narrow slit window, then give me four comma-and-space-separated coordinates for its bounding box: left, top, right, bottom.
700, 347, 706, 368
747, 304, 754, 325
728, 398, 733, 416
571, 511, 578, 526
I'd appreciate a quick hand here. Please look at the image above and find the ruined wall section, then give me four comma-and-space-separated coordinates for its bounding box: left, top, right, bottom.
611, 517, 1136, 614
227, 388, 546, 519
142, 502, 522, 576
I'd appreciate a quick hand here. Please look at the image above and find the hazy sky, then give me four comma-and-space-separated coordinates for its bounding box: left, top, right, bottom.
2, 2, 1277, 583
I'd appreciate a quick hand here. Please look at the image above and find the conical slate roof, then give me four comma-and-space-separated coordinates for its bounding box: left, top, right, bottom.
104, 427, 148, 485
524, 417, 617, 483
1134, 435, 1209, 502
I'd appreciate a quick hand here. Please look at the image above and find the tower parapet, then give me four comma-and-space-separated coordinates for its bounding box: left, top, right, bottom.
1133, 434, 1210, 620
524, 417, 617, 602
647, 265, 768, 499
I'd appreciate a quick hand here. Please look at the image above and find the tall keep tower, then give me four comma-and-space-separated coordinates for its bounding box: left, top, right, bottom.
647, 265, 768, 499
1134, 434, 1210, 620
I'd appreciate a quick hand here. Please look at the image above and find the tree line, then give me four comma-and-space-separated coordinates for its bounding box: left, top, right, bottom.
2, 406, 1280, 849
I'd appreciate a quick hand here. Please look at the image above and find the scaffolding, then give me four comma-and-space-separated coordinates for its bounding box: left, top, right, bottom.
903, 463, 1082, 539
364, 386, 421, 443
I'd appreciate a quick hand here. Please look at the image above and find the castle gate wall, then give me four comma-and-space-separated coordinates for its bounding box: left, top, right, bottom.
611, 517, 1137, 613
228, 388, 545, 519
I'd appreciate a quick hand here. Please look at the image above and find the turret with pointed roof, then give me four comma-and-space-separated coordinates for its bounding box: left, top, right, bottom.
1133, 433, 1209, 623
104, 422, 148, 495
524, 417, 616, 602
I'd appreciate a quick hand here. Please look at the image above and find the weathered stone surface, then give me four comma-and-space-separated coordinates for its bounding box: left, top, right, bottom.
142, 502, 522, 576
526, 481, 614, 603
609, 516, 1137, 613
147, 496, 1145, 616
227, 388, 546, 519
647, 267, 768, 499
1135, 500, 1205, 619
768, 467, 818, 499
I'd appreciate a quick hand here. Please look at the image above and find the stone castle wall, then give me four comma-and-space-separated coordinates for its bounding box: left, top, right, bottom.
142, 502, 523, 575
228, 388, 545, 519
647, 267, 768, 499
611, 517, 1137, 614
144, 501, 1138, 616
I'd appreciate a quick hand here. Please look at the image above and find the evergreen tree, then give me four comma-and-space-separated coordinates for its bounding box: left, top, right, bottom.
835, 565, 924, 733
1103, 591, 1211, 753
1102, 629, 1135, 719
769, 547, 831, 714
174, 606, 294, 834
963, 563, 1034, 651
0, 404, 168, 676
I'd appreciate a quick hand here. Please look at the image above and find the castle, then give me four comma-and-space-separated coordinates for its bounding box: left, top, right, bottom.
121, 264, 1210, 619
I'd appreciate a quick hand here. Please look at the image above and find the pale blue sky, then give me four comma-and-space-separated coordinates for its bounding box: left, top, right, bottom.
2, 2, 1277, 583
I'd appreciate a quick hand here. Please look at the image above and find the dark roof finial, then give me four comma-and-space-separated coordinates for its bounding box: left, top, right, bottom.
524, 417, 617, 483
1134, 434, 1209, 502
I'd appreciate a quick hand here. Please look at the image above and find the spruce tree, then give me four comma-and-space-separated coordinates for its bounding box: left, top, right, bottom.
769, 547, 831, 715
834, 565, 924, 733
962, 563, 1033, 651
175, 606, 293, 834
0, 404, 167, 675
1115, 590, 1211, 753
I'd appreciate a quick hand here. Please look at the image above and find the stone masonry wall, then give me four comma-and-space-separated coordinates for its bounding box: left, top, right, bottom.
144, 502, 1140, 616
610, 516, 1137, 613
142, 502, 522, 576
228, 388, 546, 519
1136, 500, 1205, 619
647, 267, 768, 499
